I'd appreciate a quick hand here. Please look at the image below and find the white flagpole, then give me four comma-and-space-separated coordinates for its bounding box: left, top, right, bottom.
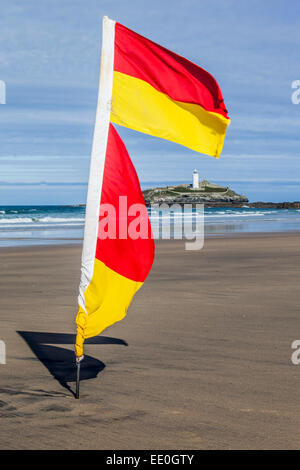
74, 17, 115, 396
77, 16, 116, 320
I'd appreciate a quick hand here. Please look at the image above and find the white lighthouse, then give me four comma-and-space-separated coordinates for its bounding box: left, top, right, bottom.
192, 169, 199, 189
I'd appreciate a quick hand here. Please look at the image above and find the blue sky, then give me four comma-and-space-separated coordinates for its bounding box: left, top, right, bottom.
0, 0, 300, 204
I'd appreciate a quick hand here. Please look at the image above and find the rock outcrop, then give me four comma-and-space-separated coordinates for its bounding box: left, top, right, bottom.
142, 182, 248, 207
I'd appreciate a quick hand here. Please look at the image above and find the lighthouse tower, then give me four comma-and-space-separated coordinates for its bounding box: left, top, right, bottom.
192, 169, 199, 189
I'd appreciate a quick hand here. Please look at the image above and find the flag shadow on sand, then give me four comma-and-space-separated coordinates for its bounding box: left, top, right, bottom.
17, 331, 128, 397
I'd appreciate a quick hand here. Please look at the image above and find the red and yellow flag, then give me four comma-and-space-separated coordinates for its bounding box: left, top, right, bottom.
76, 17, 230, 357
111, 22, 230, 157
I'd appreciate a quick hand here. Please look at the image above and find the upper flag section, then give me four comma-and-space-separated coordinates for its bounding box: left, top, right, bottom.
111, 21, 230, 158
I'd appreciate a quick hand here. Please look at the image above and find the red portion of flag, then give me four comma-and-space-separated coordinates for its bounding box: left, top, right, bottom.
96, 124, 155, 282
114, 22, 229, 119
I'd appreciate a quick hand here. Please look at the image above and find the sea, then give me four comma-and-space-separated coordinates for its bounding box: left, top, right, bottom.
1, 204, 300, 248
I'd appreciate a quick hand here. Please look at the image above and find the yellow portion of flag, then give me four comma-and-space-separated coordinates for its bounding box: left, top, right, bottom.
111, 71, 230, 158
75, 258, 142, 357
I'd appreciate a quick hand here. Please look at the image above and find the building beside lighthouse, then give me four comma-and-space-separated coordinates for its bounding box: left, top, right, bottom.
192, 169, 199, 189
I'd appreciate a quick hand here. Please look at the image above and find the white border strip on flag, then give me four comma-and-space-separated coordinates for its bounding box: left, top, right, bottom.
78, 16, 116, 313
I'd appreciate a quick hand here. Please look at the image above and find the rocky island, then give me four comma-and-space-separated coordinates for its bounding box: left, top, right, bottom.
142, 172, 300, 209
142, 179, 249, 207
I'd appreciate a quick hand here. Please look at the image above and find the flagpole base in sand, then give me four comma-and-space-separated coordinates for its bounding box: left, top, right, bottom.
75, 355, 84, 399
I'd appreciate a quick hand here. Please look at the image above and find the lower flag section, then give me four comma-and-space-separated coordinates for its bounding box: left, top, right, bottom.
75, 124, 154, 357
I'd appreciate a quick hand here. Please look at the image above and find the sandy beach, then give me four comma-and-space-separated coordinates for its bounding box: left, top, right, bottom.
1, 233, 300, 449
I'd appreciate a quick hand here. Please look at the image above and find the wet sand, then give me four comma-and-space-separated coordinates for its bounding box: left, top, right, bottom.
1, 233, 300, 449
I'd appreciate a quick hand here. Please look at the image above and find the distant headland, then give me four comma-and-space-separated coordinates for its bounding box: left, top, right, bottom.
142, 170, 300, 209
